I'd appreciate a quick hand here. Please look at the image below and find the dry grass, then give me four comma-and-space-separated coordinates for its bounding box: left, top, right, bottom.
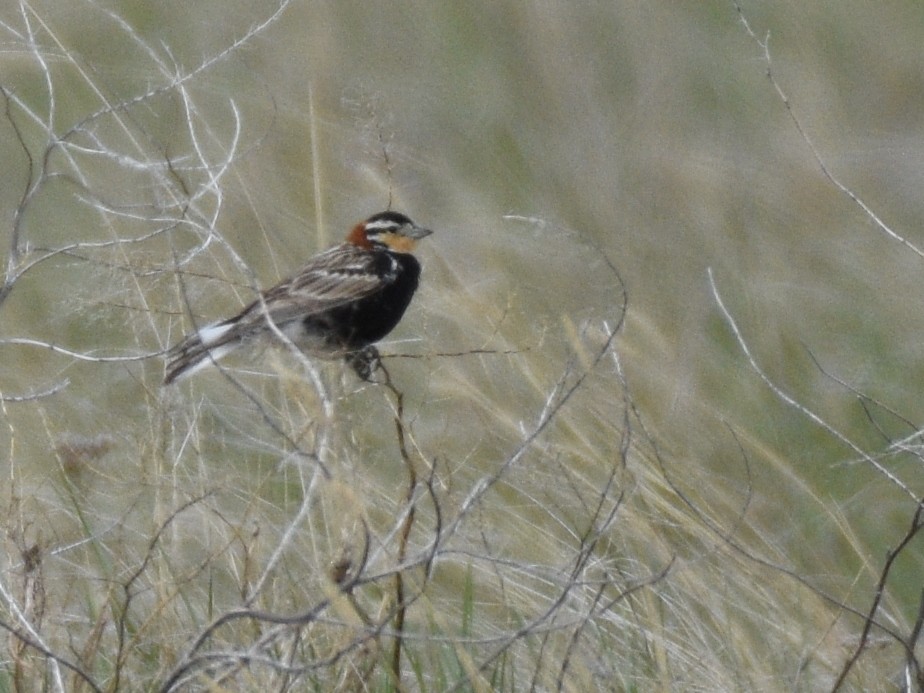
0, 1, 921, 691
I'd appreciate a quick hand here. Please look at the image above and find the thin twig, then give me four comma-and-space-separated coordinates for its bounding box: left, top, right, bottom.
380, 361, 416, 686
734, 2, 924, 259
831, 503, 924, 691
708, 268, 916, 502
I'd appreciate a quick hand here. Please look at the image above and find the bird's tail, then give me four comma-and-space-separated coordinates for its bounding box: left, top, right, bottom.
164, 321, 239, 384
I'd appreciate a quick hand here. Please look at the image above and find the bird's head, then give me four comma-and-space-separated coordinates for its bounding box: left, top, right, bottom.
347, 211, 432, 253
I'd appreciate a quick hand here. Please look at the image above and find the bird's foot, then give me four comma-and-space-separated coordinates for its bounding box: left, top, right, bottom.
347, 345, 382, 382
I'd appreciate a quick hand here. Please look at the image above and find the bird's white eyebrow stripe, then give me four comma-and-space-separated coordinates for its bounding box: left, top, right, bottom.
364, 219, 400, 231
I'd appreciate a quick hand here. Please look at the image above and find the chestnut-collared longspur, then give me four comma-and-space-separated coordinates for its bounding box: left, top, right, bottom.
164, 211, 432, 384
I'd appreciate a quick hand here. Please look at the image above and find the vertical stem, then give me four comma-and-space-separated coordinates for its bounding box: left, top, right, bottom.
382, 366, 415, 685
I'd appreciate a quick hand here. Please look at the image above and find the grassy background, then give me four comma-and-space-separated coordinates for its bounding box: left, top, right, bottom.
0, 1, 922, 690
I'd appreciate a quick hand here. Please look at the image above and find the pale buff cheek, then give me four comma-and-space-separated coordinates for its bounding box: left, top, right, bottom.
382, 233, 416, 253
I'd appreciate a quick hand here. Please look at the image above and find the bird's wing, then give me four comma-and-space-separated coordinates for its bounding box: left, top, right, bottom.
232, 243, 395, 330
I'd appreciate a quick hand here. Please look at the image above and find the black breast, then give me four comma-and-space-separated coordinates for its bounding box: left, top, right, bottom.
314, 251, 422, 350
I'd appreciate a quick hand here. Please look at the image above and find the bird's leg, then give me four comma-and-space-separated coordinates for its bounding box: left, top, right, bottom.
347, 345, 382, 381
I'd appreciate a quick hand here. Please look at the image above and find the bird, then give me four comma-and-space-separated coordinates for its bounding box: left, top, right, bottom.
164, 211, 432, 384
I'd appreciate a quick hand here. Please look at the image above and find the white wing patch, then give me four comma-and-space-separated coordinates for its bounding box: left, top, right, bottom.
197, 322, 235, 347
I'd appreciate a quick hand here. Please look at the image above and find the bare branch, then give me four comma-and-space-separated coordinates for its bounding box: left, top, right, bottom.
734, 2, 924, 260
709, 268, 917, 502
